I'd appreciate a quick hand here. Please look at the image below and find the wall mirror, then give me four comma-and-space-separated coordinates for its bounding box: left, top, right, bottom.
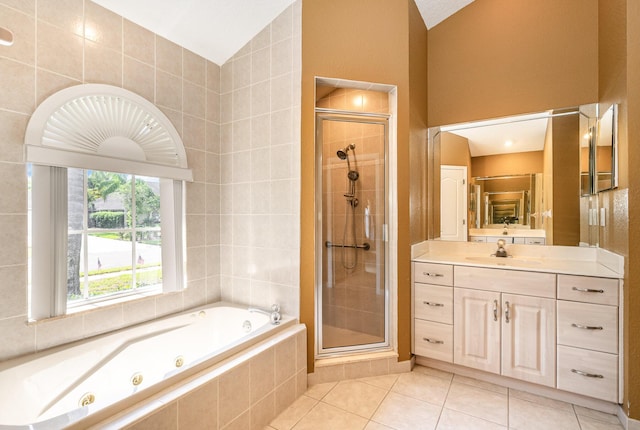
595, 104, 618, 193
429, 104, 602, 247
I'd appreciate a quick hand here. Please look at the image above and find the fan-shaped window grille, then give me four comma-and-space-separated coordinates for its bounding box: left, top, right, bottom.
25, 84, 192, 181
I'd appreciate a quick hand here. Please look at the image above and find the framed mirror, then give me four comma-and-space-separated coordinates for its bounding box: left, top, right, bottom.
595, 104, 618, 193
429, 104, 600, 247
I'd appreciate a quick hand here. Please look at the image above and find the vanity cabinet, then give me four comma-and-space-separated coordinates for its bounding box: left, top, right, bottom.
411, 260, 622, 403
453, 268, 556, 387
412, 263, 454, 362
556, 275, 620, 402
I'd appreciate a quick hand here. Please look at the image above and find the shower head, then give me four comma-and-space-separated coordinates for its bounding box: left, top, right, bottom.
336, 143, 356, 159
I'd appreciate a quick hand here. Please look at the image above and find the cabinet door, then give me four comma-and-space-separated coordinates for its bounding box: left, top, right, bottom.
501, 294, 556, 387
454, 288, 501, 374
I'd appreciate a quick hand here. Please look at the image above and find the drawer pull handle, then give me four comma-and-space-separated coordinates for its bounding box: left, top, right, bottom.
423, 337, 444, 344
572, 287, 604, 293
571, 323, 603, 330
571, 369, 604, 379
424, 272, 444, 278
504, 301, 510, 324
493, 299, 498, 322
423, 301, 444, 307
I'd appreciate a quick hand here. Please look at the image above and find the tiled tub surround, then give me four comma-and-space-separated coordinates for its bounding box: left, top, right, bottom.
0, 0, 302, 365
410, 240, 624, 414
0, 303, 306, 429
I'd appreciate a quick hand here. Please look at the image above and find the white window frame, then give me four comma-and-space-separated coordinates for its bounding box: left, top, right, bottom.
25, 85, 192, 320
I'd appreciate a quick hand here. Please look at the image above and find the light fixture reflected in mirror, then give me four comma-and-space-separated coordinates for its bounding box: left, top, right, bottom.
0, 27, 14, 47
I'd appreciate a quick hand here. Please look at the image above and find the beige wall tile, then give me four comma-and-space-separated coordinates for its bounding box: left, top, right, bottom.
206, 215, 220, 245
275, 336, 296, 383
159, 106, 182, 135
183, 115, 206, 150
35, 313, 84, 350
206, 273, 221, 302
125, 402, 177, 430
0, 215, 26, 265
187, 148, 206, 182
233, 54, 251, 90
0, 58, 34, 114
221, 410, 250, 430
0, 162, 26, 213
123, 19, 154, 65
0, 0, 34, 15
0, 265, 27, 319
178, 379, 218, 429
206, 120, 221, 155
207, 89, 221, 123
122, 297, 157, 327
251, 26, 271, 52
156, 70, 182, 111
251, 392, 275, 430
0, 6, 35, 65
187, 245, 206, 281
206, 61, 220, 93
271, 6, 292, 43
84, 40, 122, 85
83, 304, 124, 336
123, 56, 155, 102
84, 1, 122, 50
206, 183, 221, 214
187, 214, 206, 247
36, 0, 83, 35
271, 39, 292, 78
275, 375, 297, 417
250, 348, 275, 404
186, 181, 206, 214
206, 245, 220, 277
0, 316, 35, 360
183, 81, 206, 119
0, 110, 29, 162
184, 50, 206, 86
156, 35, 182, 77
36, 20, 83, 80
296, 369, 307, 397
155, 291, 183, 317
184, 278, 207, 309
232, 87, 251, 121
251, 48, 269, 84
36, 68, 80, 105
219, 361, 251, 428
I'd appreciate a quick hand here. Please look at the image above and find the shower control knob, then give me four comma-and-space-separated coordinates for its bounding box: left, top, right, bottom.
271, 304, 280, 313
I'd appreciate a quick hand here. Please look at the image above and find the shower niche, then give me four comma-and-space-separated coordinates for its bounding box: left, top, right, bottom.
315, 79, 391, 355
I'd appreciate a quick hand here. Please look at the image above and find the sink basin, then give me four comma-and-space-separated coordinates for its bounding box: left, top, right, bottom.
465, 256, 543, 267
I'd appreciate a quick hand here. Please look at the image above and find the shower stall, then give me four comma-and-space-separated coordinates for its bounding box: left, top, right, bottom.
315, 85, 390, 356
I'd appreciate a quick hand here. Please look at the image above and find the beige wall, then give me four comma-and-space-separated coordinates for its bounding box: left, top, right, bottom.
428, 0, 598, 127
301, 0, 427, 370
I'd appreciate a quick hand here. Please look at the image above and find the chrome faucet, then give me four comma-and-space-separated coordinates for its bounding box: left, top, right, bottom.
248, 304, 281, 325
502, 219, 510, 235
494, 239, 508, 257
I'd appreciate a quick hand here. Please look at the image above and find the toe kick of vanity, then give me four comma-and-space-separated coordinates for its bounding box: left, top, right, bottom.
411, 260, 623, 404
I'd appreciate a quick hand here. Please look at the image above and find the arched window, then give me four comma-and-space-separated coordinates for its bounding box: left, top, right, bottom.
25, 84, 192, 319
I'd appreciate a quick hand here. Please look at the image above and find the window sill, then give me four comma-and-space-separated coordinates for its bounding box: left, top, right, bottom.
67, 288, 163, 315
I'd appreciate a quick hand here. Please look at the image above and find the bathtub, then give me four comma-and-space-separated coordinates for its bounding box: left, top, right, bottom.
0, 302, 307, 429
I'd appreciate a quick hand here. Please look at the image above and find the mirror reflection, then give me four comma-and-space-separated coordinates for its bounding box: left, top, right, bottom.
431, 104, 601, 247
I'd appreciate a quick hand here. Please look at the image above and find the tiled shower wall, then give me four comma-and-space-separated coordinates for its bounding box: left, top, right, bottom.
0, 0, 301, 361
218, 2, 302, 316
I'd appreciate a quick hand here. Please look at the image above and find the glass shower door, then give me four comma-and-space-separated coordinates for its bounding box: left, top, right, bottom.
316, 113, 388, 354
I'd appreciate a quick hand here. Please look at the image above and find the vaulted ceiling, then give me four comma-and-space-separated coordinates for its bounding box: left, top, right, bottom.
91, 0, 474, 66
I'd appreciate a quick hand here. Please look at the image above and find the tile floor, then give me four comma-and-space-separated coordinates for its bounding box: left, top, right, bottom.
266, 365, 624, 430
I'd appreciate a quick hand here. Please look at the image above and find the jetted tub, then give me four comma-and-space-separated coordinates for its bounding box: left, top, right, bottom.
0, 302, 304, 429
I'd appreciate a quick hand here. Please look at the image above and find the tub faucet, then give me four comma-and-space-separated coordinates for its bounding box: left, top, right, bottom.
248, 304, 281, 325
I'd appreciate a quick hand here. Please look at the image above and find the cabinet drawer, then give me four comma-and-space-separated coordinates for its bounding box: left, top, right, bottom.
414, 319, 453, 362
557, 275, 619, 306
454, 266, 556, 298
413, 262, 453, 286
524, 237, 545, 245
469, 236, 486, 243
557, 345, 618, 402
557, 301, 618, 354
414, 284, 453, 324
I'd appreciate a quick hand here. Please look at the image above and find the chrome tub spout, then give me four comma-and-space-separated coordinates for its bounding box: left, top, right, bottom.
248, 304, 281, 325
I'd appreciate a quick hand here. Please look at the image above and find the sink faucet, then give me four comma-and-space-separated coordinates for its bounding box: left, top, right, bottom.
248, 304, 282, 325
494, 239, 508, 257
502, 219, 510, 235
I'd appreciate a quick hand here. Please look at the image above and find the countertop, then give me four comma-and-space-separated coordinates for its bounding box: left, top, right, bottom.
469, 228, 546, 238
412, 241, 623, 279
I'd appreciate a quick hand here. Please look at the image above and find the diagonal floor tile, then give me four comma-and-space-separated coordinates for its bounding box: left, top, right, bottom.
391, 371, 451, 406
292, 402, 368, 430
509, 397, 580, 430
444, 381, 508, 426
371, 391, 441, 430
574, 405, 622, 425
358, 374, 399, 390
577, 415, 625, 430
270, 395, 318, 430
436, 408, 507, 430
322, 380, 388, 419
508, 388, 574, 413
304, 381, 337, 400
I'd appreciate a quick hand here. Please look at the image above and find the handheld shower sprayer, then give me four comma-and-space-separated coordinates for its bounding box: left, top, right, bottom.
336, 143, 355, 160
